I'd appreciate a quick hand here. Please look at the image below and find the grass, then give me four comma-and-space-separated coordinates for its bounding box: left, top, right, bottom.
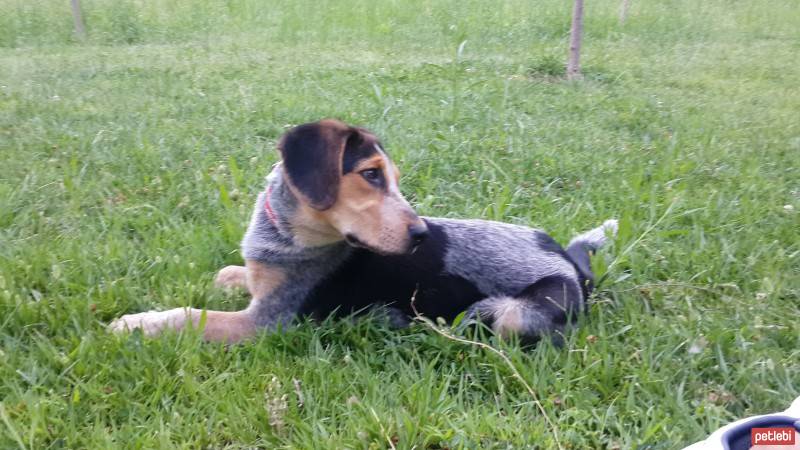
1, 0, 799, 447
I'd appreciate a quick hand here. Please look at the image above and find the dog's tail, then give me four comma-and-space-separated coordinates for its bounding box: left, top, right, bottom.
565, 219, 618, 281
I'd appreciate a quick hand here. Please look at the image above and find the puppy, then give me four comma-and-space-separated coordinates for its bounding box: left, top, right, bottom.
110, 119, 616, 343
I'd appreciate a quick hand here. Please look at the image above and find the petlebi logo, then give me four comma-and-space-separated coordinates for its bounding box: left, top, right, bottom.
750, 427, 799, 449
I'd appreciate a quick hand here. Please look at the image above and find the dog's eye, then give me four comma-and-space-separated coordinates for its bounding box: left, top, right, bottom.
360, 169, 381, 183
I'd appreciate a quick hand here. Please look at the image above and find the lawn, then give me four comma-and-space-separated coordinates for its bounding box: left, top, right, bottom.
1, 0, 798, 448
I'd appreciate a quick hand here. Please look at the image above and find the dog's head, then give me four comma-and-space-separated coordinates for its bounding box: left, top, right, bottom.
277, 119, 428, 255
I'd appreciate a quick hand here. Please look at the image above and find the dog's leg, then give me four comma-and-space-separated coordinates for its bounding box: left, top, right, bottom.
214, 265, 248, 290
109, 308, 256, 343
214, 260, 286, 297
461, 275, 583, 344
243, 259, 285, 301
110, 260, 287, 343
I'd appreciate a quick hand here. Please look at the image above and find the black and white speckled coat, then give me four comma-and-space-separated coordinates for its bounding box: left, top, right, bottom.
111, 120, 616, 344
243, 164, 616, 341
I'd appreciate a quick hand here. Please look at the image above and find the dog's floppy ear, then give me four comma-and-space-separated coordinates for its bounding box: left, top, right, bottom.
278, 119, 356, 210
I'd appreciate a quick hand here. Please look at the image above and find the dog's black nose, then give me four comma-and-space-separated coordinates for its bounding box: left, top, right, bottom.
408, 223, 429, 247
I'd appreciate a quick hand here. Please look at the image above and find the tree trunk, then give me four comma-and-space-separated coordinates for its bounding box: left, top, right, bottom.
566, 0, 584, 81
70, 0, 86, 41
619, 0, 631, 25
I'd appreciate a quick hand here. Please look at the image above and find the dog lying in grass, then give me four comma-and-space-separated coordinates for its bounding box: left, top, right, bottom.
111, 119, 616, 343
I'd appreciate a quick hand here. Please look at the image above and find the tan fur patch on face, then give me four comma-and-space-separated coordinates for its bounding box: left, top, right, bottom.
323, 157, 386, 230
284, 181, 346, 247
319, 154, 420, 254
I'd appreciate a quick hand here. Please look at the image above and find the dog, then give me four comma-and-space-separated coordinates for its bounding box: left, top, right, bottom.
110, 119, 617, 344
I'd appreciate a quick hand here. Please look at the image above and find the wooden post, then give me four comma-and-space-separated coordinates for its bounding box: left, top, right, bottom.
70, 0, 86, 41
619, 0, 631, 25
566, 0, 584, 81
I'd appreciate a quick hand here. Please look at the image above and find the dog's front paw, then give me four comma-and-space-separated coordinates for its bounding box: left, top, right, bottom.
108, 309, 185, 336
214, 265, 247, 290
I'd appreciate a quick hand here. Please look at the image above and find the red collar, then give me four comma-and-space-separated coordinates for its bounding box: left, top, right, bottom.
264, 185, 279, 226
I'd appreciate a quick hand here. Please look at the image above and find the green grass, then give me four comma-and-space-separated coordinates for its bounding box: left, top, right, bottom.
1, 0, 799, 447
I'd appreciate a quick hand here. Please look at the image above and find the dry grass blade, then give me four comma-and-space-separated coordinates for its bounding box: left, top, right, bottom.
409, 288, 564, 450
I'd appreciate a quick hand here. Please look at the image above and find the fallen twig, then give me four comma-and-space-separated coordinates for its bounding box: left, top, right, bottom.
409, 287, 564, 450
369, 407, 397, 450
